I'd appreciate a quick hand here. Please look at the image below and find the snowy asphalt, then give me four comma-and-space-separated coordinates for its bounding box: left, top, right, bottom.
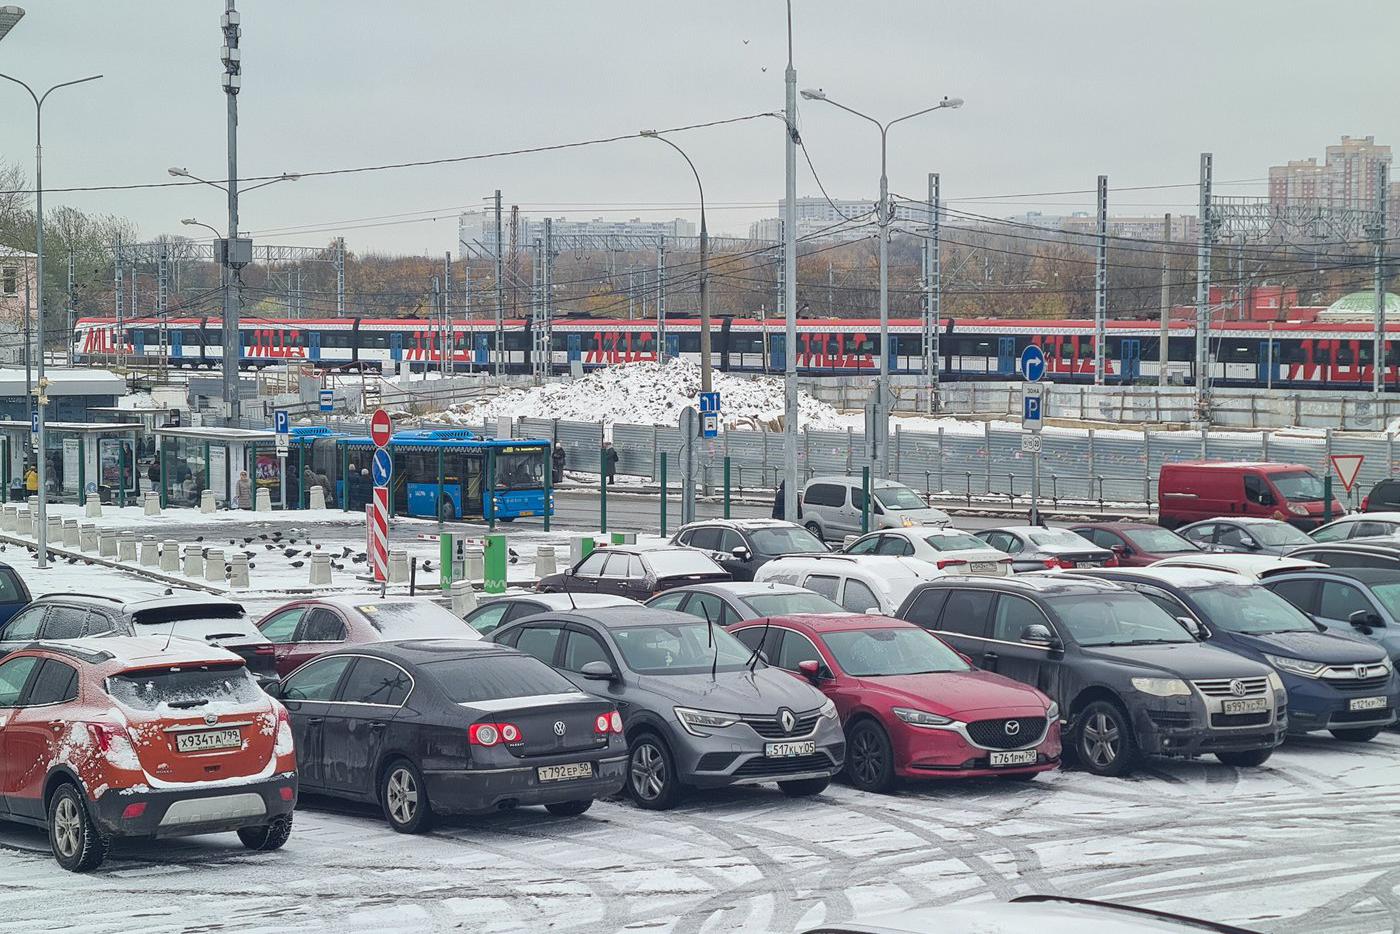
0, 733, 1396, 933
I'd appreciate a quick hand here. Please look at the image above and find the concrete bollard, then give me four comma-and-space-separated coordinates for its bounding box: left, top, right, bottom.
85, 493, 102, 518
79, 523, 98, 552
98, 529, 118, 558
451, 579, 477, 616
139, 535, 158, 567
143, 491, 161, 516
204, 547, 226, 583
534, 544, 558, 579
0, 506, 15, 532
228, 552, 250, 589
309, 552, 332, 585
199, 490, 216, 514
117, 531, 137, 563
15, 509, 31, 537
387, 548, 410, 584
464, 544, 484, 583
570, 536, 593, 564
611, 531, 637, 545
46, 515, 63, 544
160, 539, 180, 573
842, 535, 860, 550
308, 485, 326, 510
255, 487, 272, 512
183, 544, 204, 578
62, 519, 79, 549
27, 495, 38, 512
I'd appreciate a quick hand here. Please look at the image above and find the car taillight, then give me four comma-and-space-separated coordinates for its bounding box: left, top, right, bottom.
594, 714, 610, 734
609, 710, 623, 733
1043, 557, 1070, 569
1362, 496, 1370, 510
935, 558, 968, 570
121, 803, 147, 820
279, 786, 295, 801
1104, 555, 1119, 567
469, 722, 522, 746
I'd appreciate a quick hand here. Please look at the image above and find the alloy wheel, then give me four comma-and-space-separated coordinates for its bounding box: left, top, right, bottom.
1082, 712, 1120, 768
52, 797, 81, 859
852, 729, 884, 786
387, 767, 419, 825
630, 742, 666, 801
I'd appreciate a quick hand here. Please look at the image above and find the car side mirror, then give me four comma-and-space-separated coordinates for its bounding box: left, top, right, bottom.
1259, 493, 1275, 507
1020, 624, 1056, 648
797, 659, 825, 682
1177, 616, 1204, 640
1240, 537, 1259, 551
579, 660, 618, 681
264, 680, 283, 699
731, 546, 751, 561
1349, 609, 1382, 631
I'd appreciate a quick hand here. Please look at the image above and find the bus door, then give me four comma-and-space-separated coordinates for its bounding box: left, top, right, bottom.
308, 330, 322, 363
997, 337, 1015, 376
1119, 338, 1140, 382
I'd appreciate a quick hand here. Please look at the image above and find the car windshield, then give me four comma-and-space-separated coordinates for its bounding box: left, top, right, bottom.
1248, 522, 1314, 546
744, 591, 845, 616
1028, 529, 1095, 549
923, 533, 987, 551
749, 526, 827, 556
612, 622, 754, 674
1271, 470, 1326, 502
1122, 528, 1199, 554
107, 664, 263, 712
355, 601, 479, 640
1367, 582, 1400, 619
874, 486, 927, 510
1043, 593, 1196, 646
822, 627, 969, 676
423, 653, 579, 704
644, 550, 724, 577
494, 450, 546, 491
1184, 584, 1317, 634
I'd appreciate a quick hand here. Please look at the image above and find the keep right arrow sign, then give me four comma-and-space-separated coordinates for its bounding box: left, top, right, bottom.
1330, 454, 1365, 494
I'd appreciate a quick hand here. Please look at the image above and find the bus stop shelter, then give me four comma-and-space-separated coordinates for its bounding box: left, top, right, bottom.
0, 420, 142, 505
155, 426, 280, 510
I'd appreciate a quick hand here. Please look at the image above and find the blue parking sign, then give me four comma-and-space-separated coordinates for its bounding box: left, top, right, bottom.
274, 410, 289, 435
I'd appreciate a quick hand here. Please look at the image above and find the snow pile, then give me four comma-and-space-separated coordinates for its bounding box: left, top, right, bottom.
442, 360, 848, 430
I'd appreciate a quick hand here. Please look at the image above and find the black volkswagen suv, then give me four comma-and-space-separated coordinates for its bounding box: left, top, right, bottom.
671, 519, 829, 581
894, 576, 1286, 776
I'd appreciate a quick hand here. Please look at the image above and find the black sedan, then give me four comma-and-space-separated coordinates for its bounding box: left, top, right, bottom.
536, 545, 730, 601
275, 639, 627, 832
646, 581, 847, 625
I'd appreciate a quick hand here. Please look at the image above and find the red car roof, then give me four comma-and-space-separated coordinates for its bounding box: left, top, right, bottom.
742, 613, 911, 634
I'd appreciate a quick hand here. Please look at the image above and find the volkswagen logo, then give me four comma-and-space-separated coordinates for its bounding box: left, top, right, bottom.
1355, 664, 1369, 679
204, 713, 218, 725
1229, 679, 1247, 697
1004, 719, 1021, 736
778, 708, 796, 734
552, 721, 566, 736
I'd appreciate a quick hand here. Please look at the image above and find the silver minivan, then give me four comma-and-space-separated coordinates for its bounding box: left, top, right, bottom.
798, 476, 950, 542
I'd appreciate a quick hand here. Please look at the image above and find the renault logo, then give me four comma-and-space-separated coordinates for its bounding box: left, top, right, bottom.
204, 713, 218, 725
1355, 665, 1369, 679
779, 708, 796, 734
1004, 720, 1021, 736
1229, 680, 1247, 697
553, 721, 566, 736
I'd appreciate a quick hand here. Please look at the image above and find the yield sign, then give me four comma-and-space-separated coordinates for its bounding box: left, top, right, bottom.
1330, 454, 1365, 494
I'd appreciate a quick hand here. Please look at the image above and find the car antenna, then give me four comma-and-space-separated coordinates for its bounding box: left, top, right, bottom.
700, 602, 718, 680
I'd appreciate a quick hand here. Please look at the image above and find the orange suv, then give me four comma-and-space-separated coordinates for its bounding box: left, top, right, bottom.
0, 637, 298, 871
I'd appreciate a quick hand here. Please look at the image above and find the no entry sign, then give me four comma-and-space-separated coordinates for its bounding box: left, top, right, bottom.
370, 409, 393, 448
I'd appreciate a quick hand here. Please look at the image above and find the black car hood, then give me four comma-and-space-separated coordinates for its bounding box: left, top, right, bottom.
1230, 628, 1385, 664
1080, 641, 1272, 678
634, 666, 826, 713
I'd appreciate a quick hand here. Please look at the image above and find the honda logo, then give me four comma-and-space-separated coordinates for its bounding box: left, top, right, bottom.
1355, 665, 1369, 679
1004, 720, 1021, 736
552, 721, 566, 736
1229, 680, 1247, 697
778, 708, 796, 734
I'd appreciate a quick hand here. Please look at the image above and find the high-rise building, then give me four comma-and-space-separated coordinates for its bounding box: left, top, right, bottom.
457, 211, 696, 254
747, 196, 923, 242
1268, 158, 1333, 208
1269, 137, 1391, 211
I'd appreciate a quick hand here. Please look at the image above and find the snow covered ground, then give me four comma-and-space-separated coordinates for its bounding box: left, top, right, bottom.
0, 735, 1395, 933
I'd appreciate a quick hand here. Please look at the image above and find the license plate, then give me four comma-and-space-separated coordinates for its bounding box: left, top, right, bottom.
765, 741, 816, 758
175, 728, 241, 753
1350, 696, 1388, 712
989, 749, 1038, 767
1222, 698, 1268, 715
970, 562, 996, 574
538, 762, 593, 782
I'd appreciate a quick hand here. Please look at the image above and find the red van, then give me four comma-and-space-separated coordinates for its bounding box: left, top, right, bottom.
1158, 461, 1345, 531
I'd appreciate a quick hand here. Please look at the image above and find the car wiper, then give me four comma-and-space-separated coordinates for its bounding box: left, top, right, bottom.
167, 698, 209, 709
1114, 639, 1184, 646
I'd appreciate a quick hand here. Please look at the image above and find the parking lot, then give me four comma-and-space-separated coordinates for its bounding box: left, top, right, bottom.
0, 733, 1395, 933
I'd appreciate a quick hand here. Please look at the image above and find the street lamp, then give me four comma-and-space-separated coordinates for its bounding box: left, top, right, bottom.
0, 49, 102, 570
169, 166, 300, 195
181, 217, 223, 238
639, 129, 711, 393
801, 89, 962, 477
0, 5, 23, 42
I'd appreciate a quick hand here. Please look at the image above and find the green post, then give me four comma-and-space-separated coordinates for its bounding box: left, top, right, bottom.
1324, 475, 1334, 523
201, 441, 210, 497
158, 435, 167, 508
543, 443, 552, 532
659, 452, 668, 537
77, 437, 85, 504
118, 436, 127, 508
2, 435, 9, 502
436, 448, 445, 529
723, 456, 731, 519
483, 533, 507, 594
339, 444, 349, 512
599, 447, 608, 533
861, 465, 871, 534
486, 448, 496, 531
296, 443, 305, 509
440, 531, 454, 592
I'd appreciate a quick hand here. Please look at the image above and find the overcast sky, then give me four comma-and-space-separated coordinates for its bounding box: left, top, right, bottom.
2, 0, 1396, 255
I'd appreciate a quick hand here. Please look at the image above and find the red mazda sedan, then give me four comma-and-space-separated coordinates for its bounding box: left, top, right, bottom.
729, 614, 1060, 792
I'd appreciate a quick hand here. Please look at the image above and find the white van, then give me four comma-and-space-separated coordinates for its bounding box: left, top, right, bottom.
753, 554, 940, 615
799, 476, 950, 542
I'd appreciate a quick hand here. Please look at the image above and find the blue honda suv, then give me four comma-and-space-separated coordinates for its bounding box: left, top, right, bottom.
1074, 566, 1399, 742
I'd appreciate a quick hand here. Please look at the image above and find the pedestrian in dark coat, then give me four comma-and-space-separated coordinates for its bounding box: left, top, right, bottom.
602, 441, 619, 485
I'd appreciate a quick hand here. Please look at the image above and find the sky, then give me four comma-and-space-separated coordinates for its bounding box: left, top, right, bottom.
1, 0, 1397, 256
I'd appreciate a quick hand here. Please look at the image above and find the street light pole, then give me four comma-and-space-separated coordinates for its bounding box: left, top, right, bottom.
800, 90, 962, 477
0, 63, 103, 570
640, 130, 710, 392
782, 0, 799, 523
222, 0, 242, 427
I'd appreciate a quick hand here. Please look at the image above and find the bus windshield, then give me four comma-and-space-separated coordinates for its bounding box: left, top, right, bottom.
495, 450, 545, 490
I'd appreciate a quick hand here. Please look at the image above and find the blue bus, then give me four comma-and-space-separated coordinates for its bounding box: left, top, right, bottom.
336, 429, 552, 522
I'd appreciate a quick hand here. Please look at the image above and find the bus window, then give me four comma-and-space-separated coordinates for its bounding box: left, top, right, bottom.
496, 449, 545, 490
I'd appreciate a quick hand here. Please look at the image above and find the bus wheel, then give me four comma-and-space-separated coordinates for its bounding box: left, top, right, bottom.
498, 516, 515, 523
438, 497, 456, 522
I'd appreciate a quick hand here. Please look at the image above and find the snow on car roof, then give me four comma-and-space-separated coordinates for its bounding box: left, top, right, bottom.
1150, 554, 1324, 579
492, 593, 640, 609
761, 554, 937, 579
1326, 511, 1400, 523
1110, 565, 1271, 588
34, 635, 242, 669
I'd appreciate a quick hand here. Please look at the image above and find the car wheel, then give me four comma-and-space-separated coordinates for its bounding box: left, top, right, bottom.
1215, 748, 1274, 767
545, 799, 593, 817
804, 521, 824, 542
778, 776, 830, 797
846, 719, 896, 793
626, 732, 682, 811
381, 758, 434, 833
1329, 727, 1383, 742
1075, 700, 1138, 777
48, 783, 108, 872
237, 815, 292, 851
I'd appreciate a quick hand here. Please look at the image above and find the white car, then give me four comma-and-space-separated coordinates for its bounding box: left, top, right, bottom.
1310, 511, 1400, 543
1148, 553, 1324, 581
753, 554, 940, 615
843, 526, 1013, 576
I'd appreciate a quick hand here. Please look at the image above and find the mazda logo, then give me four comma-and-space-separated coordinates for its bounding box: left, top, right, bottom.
553, 721, 566, 736
204, 713, 218, 725
1229, 680, 1247, 697
1004, 720, 1021, 736
779, 708, 796, 734
1355, 665, 1369, 679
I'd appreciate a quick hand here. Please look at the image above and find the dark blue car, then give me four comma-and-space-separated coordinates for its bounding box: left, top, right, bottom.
1263, 567, 1400, 663
1074, 566, 1399, 742
0, 562, 30, 627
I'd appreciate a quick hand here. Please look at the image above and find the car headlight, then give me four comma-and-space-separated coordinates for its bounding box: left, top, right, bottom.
1379, 656, 1394, 674
1045, 701, 1060, 721
1131, 677, 1190, 697
1287, 503, 1308, 516
1266, 670, 1285, 693
818, 697, 838, 720
1262, 653, 1326, 678
673, 707, 739, 736
892, 707, 954, 728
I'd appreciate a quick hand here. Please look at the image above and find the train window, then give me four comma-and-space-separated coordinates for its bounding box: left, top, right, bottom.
1276, 341, 1305, 364
504, 332, 528, 351
678, 333, 700, 353
1358, 344, 1374, 365
1219, 343, 1254, 363
1168, 337, 1193, 362
1059, 341, 1075, 361
362, 332, 388, 349
1335, 344, 1354, 365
